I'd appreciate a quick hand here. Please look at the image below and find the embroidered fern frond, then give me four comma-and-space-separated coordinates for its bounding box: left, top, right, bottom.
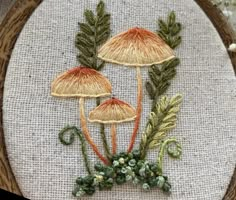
146, 11, 182, 104
157, 11, 182, 49
146, 58, 180, 106
139, 94, 182, 159
75, 0, 111, 70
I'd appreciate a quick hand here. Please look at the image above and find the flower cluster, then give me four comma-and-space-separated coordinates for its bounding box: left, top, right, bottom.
73, 150, 171, 198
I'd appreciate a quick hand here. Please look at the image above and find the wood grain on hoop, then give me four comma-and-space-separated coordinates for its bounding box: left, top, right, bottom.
0, 0, 235, 199
0, 0, 43, 196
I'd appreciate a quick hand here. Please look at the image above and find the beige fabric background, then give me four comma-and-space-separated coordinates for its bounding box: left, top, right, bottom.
2, 0, 236, 199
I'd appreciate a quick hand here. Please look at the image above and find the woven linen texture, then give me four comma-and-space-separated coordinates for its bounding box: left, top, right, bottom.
3, 0, 236, 199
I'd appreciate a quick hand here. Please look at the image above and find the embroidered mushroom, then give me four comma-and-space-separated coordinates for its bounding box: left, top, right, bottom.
88, 97, 136, 154
51, 66, 111, 164
98, 27, 175, 152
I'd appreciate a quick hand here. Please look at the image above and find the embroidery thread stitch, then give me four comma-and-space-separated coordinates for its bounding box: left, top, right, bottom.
51, 1, 184, 198
59, 126, 92, 174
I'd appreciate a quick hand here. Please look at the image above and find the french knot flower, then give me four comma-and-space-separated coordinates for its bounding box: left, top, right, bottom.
118, 157, 125, 164
95, 175, 104, 182
228, 43, 236, 52
142, 183, 150, 191
113, 160, 119, 167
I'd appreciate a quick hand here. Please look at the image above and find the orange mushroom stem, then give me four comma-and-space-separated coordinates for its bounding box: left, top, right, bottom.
128, 67, 142, 152
79, 98, 109, 165
111, 124, 117, 154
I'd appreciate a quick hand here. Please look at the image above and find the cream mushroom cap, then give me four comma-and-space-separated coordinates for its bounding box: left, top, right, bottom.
98, 27, 175, 66
51, 66, 112, 98
89, 98, 136, 124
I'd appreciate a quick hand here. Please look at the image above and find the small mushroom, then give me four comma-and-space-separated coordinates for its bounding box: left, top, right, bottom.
51, 66, 111, 164
88, 97, 136, 154
98, 27, 175, 152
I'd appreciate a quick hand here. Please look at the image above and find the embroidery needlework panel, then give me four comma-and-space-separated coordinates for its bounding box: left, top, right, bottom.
3, 0, 236, 200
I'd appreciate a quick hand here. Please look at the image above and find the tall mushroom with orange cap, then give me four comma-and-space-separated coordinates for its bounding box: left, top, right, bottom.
88, 97, 136, 154
98, 27, 175, 152
51, 66, 111, 164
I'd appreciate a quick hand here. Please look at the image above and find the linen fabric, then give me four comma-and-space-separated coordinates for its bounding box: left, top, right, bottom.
3, 0, 236, 199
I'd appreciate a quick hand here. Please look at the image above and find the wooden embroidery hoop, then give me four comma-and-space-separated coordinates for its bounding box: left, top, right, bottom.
0, 0, 235, 199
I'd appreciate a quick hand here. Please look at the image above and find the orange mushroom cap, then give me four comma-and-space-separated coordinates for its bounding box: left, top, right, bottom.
89, 97, 136, 124
98, 27, 175, 66
51, 66, 112, 98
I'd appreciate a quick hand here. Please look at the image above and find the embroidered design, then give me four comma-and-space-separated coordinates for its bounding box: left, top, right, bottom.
139, 94, 183, 159
51, 67, 112, 165
51, 1, 183, 198
98, 27, 176, 153
89, 97, 136, 154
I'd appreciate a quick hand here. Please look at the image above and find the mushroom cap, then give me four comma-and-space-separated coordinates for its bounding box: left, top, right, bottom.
89, 98, 136, 124
51, 66, 112, 98
98, 27, 175, 67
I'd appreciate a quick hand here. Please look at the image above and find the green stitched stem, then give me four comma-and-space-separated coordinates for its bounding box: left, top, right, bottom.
96, 98, 112, 161
59, 126, 92, 174
157, 138, 182, 175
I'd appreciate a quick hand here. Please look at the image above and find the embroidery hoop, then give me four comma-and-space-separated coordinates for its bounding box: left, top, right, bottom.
0, 0, 235, 199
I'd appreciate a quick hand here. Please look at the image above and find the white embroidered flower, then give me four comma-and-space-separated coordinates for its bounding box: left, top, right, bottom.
118, 157, 125, 164
228, 43, 236, 52
113, 160, 119, 167
94, 175, 104, 182
222, 9, 233, 17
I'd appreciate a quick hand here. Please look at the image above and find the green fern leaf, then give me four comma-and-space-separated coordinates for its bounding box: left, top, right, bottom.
139, 94, 183, 159
84, 9, 96, 26
79, 23, 94, 35
75, 0, 111, 71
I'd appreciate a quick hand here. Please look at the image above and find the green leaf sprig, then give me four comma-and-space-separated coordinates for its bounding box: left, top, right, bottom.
146, 58, 180, 108
75, 0, 111, 70
139, 94, 183, 159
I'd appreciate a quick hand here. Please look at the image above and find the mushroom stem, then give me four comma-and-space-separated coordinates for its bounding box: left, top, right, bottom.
128, 66, 143, 152
79, 98, 109, 165
111, 124, 117, 154
96, 98, 112, 160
